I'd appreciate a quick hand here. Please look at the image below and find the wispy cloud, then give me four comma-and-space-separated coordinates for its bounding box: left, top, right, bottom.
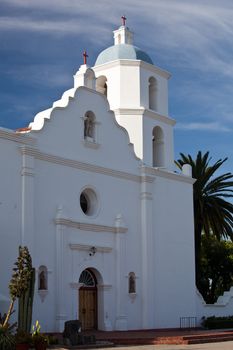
176, 122, 232, 132
2, 64, 72, 87
1, 0, 233, 77
0, 16, 109, 43
1, 0, 233, 135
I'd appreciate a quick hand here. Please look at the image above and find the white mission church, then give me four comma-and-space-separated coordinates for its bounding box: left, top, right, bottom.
0, 19, 199, 332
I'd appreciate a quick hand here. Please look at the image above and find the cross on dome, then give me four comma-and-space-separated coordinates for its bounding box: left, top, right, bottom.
121, 15, 127, 26
83, 50, 88, 65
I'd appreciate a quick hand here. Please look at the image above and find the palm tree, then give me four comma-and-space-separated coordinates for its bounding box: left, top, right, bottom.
175, 151, 233, 288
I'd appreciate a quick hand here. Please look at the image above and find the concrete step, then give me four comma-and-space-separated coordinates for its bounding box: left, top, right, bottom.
97, 331, 233, 345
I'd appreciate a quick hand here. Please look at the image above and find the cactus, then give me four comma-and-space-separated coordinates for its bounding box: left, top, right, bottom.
15, 246, 35, 333
4, 246, 33, 328
18, 267, 35, 333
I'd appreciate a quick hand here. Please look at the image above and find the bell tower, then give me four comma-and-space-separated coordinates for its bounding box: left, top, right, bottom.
93, 19, 175, 170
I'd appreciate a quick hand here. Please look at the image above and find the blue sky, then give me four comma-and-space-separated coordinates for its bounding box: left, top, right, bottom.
0, 0, 233, 173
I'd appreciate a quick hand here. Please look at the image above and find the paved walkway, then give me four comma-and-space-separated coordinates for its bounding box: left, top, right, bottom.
54, 341, 233, 350
51, 329, 233, 349
117, 342, 233, 349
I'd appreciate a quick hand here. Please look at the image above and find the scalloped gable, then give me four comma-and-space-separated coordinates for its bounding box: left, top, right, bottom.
29, 87, 76, 131
29, 86, 140, 173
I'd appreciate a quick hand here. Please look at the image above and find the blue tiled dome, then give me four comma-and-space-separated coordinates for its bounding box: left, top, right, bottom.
95, 44, 153, 66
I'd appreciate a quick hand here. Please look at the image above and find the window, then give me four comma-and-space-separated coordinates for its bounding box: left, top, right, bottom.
128, 272, 136, 294
79, 269, 96, 287
80, 192, 89, 214
149, 77, 157, 111
152, 126, 164, 167
84, 111, 95, 140
38, 265, 48, 290
80, 188, 98, 216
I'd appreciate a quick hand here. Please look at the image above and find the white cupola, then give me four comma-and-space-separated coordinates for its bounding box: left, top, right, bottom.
113, 24, 134, 45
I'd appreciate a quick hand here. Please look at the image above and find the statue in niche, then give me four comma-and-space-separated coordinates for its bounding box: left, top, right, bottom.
39, 270, 47, 290
84, 115, 94, 139
129, 273, 136, 294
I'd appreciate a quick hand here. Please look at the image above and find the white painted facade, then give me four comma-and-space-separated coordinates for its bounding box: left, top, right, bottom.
0, 23, 198, 332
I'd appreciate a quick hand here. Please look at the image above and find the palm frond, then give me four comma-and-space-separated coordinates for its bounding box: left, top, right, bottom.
176, 151, 233, 244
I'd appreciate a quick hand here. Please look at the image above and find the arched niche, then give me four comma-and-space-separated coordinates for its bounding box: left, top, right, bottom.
38, 265, 48, 290
128, 272, 136, 294
84, 111, 96, 140
148, 76, 158, 111
96, 76, 108, 97
152, 126, 165, 167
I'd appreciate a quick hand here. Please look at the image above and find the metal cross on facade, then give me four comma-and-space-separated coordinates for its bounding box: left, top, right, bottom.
121, 15, 127, 26
83, 50, 88, 65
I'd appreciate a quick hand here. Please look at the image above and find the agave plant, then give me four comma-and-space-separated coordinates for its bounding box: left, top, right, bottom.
32, 321, 48, 349
0, 322, 15, 350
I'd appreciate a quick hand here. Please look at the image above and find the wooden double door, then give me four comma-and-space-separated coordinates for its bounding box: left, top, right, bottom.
79, 287, 97, 330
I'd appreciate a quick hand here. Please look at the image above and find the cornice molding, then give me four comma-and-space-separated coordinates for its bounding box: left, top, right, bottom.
114, 108, 145, 116
143, 166, 196, 184
55, 217, 127, 234
69, 243, 112, 253
93, 60, 171, 79
20, 147, 193, 185
144, 109, 176, 126
0, 128, 36, 145
21, 146, 144, 183
114, 108, 176, 126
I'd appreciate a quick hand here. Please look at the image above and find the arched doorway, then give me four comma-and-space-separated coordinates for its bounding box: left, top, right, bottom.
79, 269, 97, 330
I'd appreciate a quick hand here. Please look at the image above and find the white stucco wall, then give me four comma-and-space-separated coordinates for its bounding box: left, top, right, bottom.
0, 83, 197, 332
0, 34, 198, 332
151, 173, 196, 328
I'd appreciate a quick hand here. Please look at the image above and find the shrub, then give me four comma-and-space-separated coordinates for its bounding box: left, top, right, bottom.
202, 315, 233, 329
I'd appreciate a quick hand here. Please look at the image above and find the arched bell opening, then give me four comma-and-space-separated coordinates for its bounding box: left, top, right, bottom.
96, 76, 108, 97
149, 76, 158, 111
152, 126, 165, 167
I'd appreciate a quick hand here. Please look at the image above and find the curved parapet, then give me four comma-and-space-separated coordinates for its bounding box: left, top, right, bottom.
29, 88, 76, 131
29, 65, 97, 132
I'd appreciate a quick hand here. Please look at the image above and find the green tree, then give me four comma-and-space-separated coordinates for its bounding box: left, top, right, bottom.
175, 151, 233, 289
199, 236, 233, 303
